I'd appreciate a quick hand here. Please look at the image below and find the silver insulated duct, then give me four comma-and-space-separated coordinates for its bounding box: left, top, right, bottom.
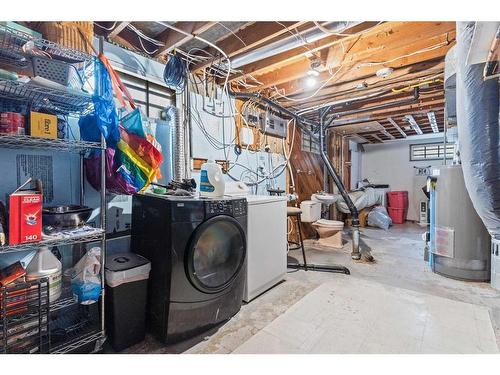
165, 105, 185, 181
456, 22, 500, 235
455, 22, 500, 284
230, 21, 361, 69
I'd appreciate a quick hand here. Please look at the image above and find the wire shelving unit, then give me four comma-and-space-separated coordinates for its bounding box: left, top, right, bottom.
0, 24, 107, 354
0, 134, 103, 152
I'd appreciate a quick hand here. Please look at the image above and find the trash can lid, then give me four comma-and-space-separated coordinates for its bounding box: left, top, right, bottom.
105, 252, 150, 272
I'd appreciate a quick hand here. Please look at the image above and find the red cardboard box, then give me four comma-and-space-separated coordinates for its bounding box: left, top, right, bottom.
8, 179, 42, 245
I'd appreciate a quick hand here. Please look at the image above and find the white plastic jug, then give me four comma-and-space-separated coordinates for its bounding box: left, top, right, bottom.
199, 160, 225, 198
26, 246, 62, 302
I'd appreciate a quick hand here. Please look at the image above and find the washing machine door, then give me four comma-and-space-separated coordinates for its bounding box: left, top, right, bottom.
186, 215, 246, 294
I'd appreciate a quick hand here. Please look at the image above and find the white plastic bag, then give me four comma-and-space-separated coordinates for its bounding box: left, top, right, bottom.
71, 247, 101, 305
367, 206, 392, 230
336, 187, 381, 214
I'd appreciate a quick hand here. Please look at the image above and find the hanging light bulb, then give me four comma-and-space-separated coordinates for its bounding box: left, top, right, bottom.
305, 76, 318, 88
307, 68, 320, 77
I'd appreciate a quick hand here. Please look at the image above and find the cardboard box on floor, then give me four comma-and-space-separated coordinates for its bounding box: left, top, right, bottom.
346, 207, 373, 228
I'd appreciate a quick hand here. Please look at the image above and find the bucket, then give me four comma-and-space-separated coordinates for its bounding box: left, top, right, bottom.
388, 207, 407, 224
387, 191, 409, 209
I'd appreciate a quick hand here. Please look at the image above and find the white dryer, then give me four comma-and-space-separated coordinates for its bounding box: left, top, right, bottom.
226, 190, 287, 302
244, 195, 287, 302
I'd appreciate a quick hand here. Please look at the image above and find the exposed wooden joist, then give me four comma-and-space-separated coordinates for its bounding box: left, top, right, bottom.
110, 27, 161, 55
244, 30, 454, 94
379, 125, 396, 139
272, 58, 445, 102
192, 21, 307, 72
153, 22, 217, 57
227, 22, 380, 84
108, 22, 129, 39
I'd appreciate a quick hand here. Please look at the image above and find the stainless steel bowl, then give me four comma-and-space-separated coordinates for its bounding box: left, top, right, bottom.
42, 205, 93, 230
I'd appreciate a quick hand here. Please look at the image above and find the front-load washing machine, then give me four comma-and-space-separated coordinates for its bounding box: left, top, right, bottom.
131, 194, 247, 343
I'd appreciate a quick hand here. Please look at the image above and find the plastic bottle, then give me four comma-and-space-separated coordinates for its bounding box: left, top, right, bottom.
199, 160, 225, 198
26, 246, 62, 302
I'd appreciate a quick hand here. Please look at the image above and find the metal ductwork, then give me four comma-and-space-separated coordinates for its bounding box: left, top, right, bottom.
165, 105, 185, 181
230, 22, 361, 69
455, 21, 500, 237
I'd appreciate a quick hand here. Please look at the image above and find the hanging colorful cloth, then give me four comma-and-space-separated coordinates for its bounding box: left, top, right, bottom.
83, 53, 163, 195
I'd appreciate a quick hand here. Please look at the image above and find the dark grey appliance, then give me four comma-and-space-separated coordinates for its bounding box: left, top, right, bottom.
131, 194, 247, 343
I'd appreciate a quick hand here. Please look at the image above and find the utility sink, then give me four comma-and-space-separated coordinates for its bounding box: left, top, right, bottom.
311, 193, 341, 205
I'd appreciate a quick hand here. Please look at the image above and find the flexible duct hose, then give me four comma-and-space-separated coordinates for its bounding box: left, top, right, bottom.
165, 105, 185, 181
456, 22, 500, 236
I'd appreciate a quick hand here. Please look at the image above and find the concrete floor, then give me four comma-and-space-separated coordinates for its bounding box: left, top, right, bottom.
125, 223, 500, 354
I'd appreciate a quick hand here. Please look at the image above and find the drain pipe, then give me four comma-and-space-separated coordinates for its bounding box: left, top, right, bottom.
319, 108, 361, 260
228, 91, 318, 134
229, 90, 361, 258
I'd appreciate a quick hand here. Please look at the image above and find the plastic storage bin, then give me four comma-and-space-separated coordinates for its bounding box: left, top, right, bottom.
387, 191, 409, 209
388, 207, 407, 224
105, 252, 151, 352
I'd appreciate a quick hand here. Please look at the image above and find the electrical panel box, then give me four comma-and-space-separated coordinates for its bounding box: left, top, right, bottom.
259, 112, 287, 138
241, 107, 261, 127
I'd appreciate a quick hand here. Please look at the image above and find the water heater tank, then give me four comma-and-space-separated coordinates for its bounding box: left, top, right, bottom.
432, 165, 491, 281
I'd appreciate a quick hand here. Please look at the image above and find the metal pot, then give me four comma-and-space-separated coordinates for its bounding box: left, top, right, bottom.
42, 205, 93, 230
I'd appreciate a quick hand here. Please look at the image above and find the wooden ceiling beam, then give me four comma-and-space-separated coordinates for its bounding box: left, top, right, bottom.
153, 21, 217, 57
244, 30, 454, 93
331, 100, 446, 126
191, 21, 307, 72
110, 27, 161, 55
108, 22, 129, 39
227, 21, 381, 84
271, 59, 445, 101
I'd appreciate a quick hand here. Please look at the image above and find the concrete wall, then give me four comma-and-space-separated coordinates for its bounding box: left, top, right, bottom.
358, 136, 446, 221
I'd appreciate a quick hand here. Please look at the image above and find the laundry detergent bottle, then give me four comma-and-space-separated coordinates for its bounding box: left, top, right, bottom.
199, 160, 225, 198
26, 246, 62, 302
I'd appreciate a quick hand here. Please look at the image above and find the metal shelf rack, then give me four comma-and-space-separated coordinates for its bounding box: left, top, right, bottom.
0, 24, 93, 64
0, 28, 107, 354
0, 228, 104, 255
0, 279, 50, 354
0, 134, 102, 152
0, 78, 93, 116
0, 24, 95, 116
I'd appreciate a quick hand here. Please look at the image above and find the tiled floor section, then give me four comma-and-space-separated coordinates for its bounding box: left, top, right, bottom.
233, 277, 498, 354
126, 223, 500, 354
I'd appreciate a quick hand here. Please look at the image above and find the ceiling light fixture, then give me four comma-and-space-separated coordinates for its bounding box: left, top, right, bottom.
305, 76, 318, 88
376, 67, 394, 78
356, 82, 368, 90
307, 69, 320, 77
427, 112, 439, 133
387, 117, 407, 138
404, 115, 423, 135
306, 55, 322, 78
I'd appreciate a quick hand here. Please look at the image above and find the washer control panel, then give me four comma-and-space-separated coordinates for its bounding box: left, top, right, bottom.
206, 199, 247, 217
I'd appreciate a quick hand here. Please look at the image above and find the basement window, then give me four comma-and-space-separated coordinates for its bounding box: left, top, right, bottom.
301, 132, 321, 155
116, 70, 174, 118
410, 142, 454, 161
